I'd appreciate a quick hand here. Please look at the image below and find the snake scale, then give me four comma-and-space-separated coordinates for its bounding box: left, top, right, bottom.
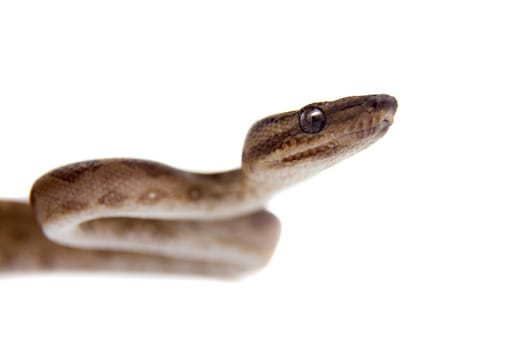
0, 94, 397, 277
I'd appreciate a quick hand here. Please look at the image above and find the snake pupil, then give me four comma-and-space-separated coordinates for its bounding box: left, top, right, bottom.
300, 107, 326, 134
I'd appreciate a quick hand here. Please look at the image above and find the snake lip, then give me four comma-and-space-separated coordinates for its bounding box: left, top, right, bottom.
281, 143, 337, 163
282, 118, 391, 164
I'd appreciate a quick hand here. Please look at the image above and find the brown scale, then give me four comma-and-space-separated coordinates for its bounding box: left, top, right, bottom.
0, 94, 397, 277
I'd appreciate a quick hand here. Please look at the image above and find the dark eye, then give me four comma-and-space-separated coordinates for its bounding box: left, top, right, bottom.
300, 107, 326, 134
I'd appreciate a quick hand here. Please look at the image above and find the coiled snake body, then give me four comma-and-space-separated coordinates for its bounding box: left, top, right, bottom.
0, 94, 397, 277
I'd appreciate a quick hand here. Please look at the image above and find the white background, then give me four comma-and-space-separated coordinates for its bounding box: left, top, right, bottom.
1, 1, 524, 349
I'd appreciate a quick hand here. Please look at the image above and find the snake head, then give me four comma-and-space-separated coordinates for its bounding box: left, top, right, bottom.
242, 94, 397, 188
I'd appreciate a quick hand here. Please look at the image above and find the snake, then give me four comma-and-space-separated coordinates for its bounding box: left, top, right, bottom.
0, 94, 397, 277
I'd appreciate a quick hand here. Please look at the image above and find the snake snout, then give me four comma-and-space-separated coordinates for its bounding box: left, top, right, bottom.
372, 94, 397, 125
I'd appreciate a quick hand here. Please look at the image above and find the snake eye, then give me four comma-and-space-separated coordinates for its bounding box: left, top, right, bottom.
300, 107, 326, 134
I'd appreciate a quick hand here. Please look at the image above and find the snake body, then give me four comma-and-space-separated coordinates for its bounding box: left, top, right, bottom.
0, 94, 397, 277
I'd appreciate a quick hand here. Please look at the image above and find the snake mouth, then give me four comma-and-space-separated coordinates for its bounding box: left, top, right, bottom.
281, 120, 391, 164
281, 143, 337, 163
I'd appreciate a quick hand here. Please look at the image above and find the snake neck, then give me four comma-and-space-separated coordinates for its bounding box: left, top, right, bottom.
185, 168, 275, 218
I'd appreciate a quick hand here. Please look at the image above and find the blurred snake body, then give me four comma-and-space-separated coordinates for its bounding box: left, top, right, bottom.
0, 94, 397, 277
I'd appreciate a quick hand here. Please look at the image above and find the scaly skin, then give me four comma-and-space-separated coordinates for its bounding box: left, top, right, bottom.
0, 94, 397, 277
